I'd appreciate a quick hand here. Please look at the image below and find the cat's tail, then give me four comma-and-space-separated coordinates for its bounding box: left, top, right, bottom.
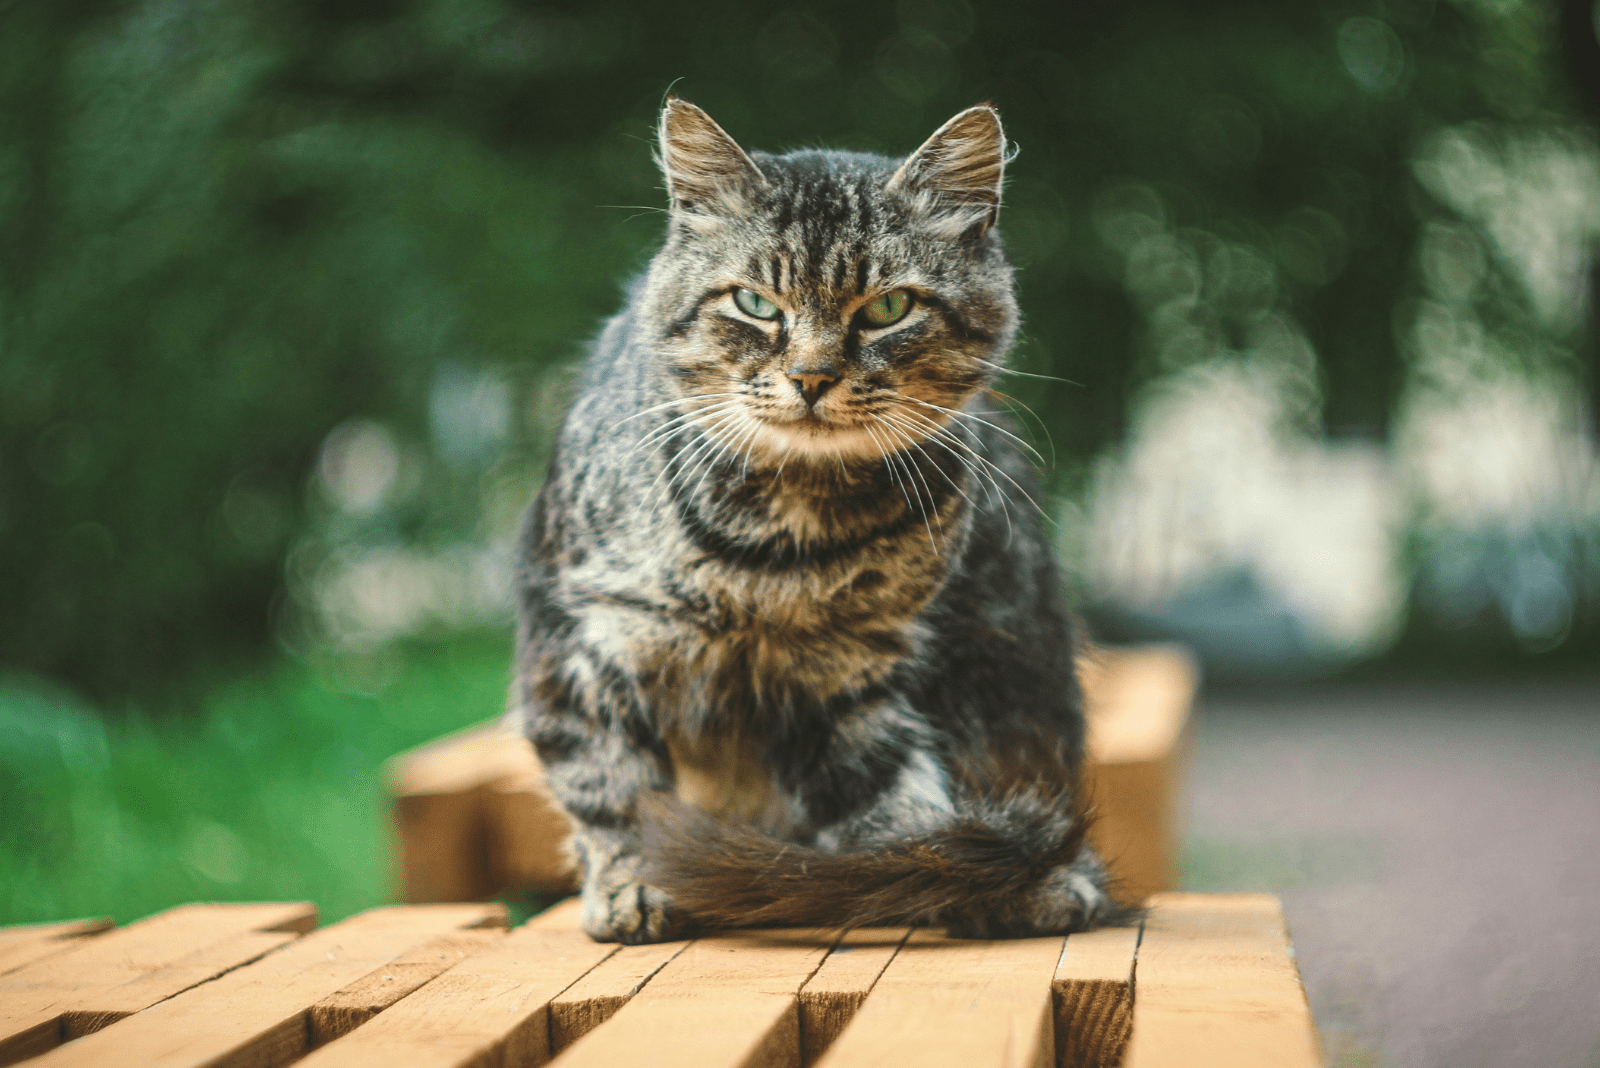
638, 791, 1138, 935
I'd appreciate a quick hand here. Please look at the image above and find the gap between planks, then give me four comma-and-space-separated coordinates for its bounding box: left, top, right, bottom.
293, 898, 615, 1068
17, 902, 505, 1068
0, 903, 317, 1067
1123, 893, 1322, 1068
0, 919, 114, 978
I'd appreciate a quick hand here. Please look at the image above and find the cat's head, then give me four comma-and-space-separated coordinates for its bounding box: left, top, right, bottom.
640, 98, 1019, 463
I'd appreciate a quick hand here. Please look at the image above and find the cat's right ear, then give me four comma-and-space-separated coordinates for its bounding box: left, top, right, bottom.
658, 97, 766, 230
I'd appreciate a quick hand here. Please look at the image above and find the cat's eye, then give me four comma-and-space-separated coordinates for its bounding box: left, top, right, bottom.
733, 288, 782, 320
860, 289, 912, 328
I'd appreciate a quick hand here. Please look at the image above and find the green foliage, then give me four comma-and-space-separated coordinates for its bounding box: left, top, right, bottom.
0, 635, 510, 926
0, 0, 1589, 696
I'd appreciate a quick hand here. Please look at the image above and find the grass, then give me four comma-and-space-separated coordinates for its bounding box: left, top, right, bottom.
0, 636, 514, 927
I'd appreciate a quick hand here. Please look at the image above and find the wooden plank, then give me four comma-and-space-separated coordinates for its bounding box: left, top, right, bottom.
0, 902, 316, 1066
294, 898, 616, 1068
486, 768, 579, 895
549, 937, 691, 1053
1081, 645, 1197, 900
1053, 925, 1139, 1068
1124, 893, 1322, 1068
0, 919, 113, 976
307, 929, 505, 1046
814, 928, 1065, 1068
388, 717, 539, 903
551, 928, 839, 1068
23, 902, 506, 1068
796, 928, 910, 1066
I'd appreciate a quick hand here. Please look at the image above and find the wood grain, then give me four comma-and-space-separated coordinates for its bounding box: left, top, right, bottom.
0, 918, 113, 977
1053, 925, 1139, 1068
550, 928, 839, 1068
388, 717, 543, 903
1123, 893, 1323, 1068
1081, 645, 1197, 901
796, 928, 910, 1066
0, 902, 316, 1066
814, 928, 1066, 1068
307, 929, 505, 1046
295, 898, 616, 1068
21, 902, 505, 1068
486, 768, 580, 895
549, 937, 691, 1053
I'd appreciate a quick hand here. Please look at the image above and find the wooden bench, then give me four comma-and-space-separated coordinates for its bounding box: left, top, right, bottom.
0, 892, 1321, 1067
386, 644, 1198, 906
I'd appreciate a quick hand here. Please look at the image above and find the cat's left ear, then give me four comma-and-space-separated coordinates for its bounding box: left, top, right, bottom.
887, 105, 1008, 240
658, 97, 767, 229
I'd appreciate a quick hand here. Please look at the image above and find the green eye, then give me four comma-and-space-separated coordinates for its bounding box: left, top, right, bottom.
861, 289, 912, 327
733, 288, 781, 320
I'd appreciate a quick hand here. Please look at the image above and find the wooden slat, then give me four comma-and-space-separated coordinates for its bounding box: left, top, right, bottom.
24, 902, 506, 1068
1053, 926, 1139, 1068
815, 928, 1065, 1068
1081, 645, 1197, 901
0, 919, 113, 976
796, 928, 910, 1066
487, 769, 580, 894
1123, 893, 1322, 1068
0, 902, 316, 1066
549, 937, 691, 1053
551, 928, 839, 1068
388, 717, 542, 903
294, 899, 616, 1068
307, 929, 505, 1046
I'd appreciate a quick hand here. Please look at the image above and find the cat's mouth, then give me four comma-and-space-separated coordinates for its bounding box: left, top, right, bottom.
747, 404, 923, 461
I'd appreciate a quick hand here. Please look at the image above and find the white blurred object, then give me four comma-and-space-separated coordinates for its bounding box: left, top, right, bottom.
430, 363, 511, 468
1082, 355, 1406, 666
313, 541, 515, 651
317, 419, 401, 514
1079, 121, 1600, 669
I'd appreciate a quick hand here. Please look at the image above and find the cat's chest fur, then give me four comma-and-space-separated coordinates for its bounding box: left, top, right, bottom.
561, 480, 952, 723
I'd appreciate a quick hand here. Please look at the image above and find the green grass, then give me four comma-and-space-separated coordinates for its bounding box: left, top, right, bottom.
0, 637, 515, 927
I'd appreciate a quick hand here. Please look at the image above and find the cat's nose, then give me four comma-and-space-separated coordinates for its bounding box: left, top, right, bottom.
788, 368, 839, 407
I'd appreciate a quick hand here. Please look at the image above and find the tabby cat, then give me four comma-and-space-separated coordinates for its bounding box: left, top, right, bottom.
514, 98, 1125, 944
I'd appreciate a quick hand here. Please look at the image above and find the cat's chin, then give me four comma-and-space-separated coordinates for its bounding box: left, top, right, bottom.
748, 417, 911, 463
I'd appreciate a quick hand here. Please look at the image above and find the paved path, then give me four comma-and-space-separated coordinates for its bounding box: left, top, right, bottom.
1183, 678, 1600, 1068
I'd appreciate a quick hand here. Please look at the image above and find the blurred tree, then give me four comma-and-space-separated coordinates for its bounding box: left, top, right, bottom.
0, 0, 1589, 698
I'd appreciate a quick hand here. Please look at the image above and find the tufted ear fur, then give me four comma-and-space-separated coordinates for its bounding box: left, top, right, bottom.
658, 97, 767, 229
886, 105, 1007, 240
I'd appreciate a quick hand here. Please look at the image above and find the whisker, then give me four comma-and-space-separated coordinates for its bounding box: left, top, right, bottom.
617, 392, 746, 430
876, 413, 981, 515
862, 423, 919, 531
889, 403, 1049, 531
863, 419, 937, 549
691, 412, 759, 501
629, 400, 746, 459
982, 386, 1057, 469
887, 412, 1016, 546
972, 355, 1082, 387
895, 394, 1048, 469
646, 408, 745, 504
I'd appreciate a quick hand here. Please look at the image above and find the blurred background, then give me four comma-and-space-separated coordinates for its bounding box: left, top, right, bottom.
2, 0, 1598, 1064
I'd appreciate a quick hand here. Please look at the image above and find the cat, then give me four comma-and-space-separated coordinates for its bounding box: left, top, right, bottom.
514, 97, 1127, 944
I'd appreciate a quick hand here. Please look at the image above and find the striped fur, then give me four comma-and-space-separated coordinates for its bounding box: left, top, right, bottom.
515, 99, 1128, 943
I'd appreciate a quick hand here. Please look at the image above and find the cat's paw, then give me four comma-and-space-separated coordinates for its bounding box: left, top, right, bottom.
580, 878, 685, 944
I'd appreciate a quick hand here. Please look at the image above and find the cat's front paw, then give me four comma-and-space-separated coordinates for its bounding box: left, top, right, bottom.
581, 878, 686, 944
